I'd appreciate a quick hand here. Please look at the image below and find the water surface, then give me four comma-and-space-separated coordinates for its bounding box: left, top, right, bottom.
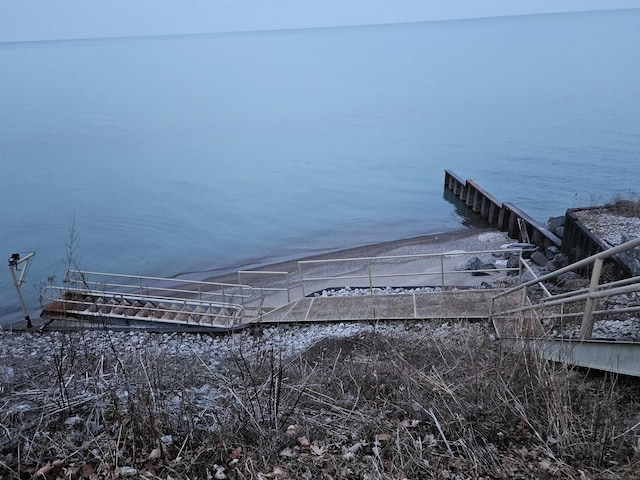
1, 9, 639, 322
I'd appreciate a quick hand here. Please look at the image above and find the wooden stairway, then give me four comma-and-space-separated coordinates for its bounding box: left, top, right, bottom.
42, 290, 248, 331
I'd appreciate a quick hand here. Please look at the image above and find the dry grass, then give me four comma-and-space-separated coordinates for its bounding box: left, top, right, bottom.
606, 195, 640, 218
2, 323, 640, 479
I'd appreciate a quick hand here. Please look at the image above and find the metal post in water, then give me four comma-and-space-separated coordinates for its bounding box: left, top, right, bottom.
8, 252, 36, 328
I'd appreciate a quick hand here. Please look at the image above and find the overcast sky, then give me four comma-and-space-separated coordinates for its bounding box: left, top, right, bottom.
2, 0, 640, 42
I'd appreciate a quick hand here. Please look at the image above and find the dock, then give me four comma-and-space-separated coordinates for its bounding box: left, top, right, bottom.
38, 244, 524, 332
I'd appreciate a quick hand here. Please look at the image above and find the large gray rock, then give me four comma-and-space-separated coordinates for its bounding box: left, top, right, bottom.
556, 271, 584, 282
547, 253, 569, 272
545, 245, 560, 260
507, 256, 520, 276
547, 215, 565, 231
558, 278, 590, 290
505, 243, 537, 259
456, 256, 483, 271
471, 263, 496, 276
456, 256, 496, 276
530, 250, 549, 267
555, 271, 588, 290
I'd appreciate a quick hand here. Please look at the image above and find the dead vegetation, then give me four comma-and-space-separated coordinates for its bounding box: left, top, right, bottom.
2, 322, 640, 479
606, 196, 640, 218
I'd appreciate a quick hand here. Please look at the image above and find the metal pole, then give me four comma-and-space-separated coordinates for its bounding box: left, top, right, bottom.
8, 252, 35, 328
286, 272, 290, 303
368, 259, 373, 294
488, 296, 495, 322
519, 251, 523, 284
299, 262, 305, 297
440, 255, 445, 289
580, 257, 604, 340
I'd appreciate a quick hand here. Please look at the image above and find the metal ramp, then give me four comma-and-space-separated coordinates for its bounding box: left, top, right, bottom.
255, 289, 519, 324
40, 247, 525, 331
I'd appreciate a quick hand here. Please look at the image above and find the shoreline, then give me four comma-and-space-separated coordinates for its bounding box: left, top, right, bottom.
200, 226, 508, 285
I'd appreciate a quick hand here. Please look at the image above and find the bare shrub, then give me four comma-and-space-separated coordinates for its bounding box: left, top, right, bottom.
607, 194, 640, 218
1, 323, 640, 479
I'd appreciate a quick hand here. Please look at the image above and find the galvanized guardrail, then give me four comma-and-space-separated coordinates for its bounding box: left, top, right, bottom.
490, 237, 640, 339
41, 270, 254, 329
237, 249, 524, 304
59, 270, 253, 303
43, 248, 525, 326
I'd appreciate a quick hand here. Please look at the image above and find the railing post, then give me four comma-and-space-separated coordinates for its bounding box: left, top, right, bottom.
286, 272, 291, 303
299, 262, 305, 297
520, 283, 527, 321
440, 255, 445, 288
488, 296, 494, 322
580, 257, 604, 340
8, 253, 35, 328
368, 259, 373, 294
519, 251, 523, 283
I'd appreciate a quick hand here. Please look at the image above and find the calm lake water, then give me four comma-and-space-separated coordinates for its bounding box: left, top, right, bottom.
1, 9, 639, 322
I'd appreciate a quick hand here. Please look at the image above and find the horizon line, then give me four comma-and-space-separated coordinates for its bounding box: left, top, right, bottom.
2, 6, 638, 46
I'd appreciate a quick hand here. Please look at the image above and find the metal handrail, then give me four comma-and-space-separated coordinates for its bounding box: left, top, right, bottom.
67, 269, 248, 289
42, 285, 246, 324
43, 285, 243, 308
490, 236, 640, 339
237, 270, 291, 303
63, 280, 252, 301
53, 248, 526, 322
64, 269, 253, 301
492, 238, 640, 300
296, 249, 523, 297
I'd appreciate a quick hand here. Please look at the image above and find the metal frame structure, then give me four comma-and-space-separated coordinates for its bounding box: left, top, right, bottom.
489, 237, 640, 376
295, 249, 523, 297
41, 248, 522, 330
41, 270, 254, 330
490, 237, 640, 339
8, 252, 36, 327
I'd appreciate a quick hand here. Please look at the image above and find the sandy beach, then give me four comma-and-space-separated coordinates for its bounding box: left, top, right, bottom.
199, 227, 512, 286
